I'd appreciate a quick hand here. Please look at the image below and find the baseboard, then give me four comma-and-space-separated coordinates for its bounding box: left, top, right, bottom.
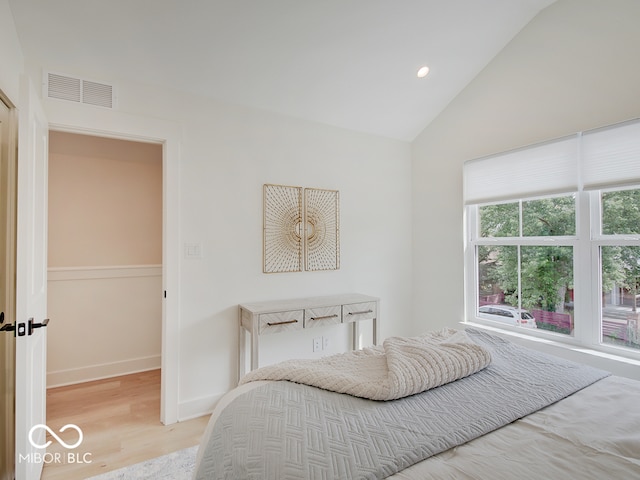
47, 355, 161, 388
178, 392, 225, 422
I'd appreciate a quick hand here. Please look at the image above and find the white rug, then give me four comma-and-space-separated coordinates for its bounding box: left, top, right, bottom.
86, 446, 197, 480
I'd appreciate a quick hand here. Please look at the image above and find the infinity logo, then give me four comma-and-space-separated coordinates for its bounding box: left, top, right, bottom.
28, 424, 84, 449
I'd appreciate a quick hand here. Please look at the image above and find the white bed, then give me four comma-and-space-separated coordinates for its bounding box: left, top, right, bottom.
193, 329, 640, 479
391, 375, 640, 479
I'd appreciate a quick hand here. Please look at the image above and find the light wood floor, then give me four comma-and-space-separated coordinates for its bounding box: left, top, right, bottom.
41, 370, 210, 480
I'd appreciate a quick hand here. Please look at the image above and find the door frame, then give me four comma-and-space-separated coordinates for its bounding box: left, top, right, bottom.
48, 110, 181, 425
0, 86, 18, 480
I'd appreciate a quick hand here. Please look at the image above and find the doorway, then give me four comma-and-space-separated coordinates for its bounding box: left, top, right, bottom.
47, 113, 180, 425
0, 92, 17, 480
46, 132, 163, 400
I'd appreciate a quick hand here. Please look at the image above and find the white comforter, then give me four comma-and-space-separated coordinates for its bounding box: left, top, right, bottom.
391, 375, 640, 479
198, 375, 640, 480
239, 329, 491, 400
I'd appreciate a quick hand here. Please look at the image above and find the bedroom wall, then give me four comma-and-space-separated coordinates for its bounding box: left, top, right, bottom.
412, 1, 640, 340
0, 0, 23, 102
47, 132, 163, 386
29, 70, 412, 417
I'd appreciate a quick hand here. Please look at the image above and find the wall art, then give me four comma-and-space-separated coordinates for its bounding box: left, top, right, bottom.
304, 188, 340, 271
263, 184, 303, 273
263, 184, 340, 273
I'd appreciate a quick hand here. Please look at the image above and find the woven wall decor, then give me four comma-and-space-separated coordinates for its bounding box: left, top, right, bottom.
304, 188, 340, 271
263, 184, 303, 273
263, 184, 339, 273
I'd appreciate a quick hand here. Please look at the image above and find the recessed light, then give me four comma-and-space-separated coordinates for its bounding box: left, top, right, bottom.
417, 66, 430, 78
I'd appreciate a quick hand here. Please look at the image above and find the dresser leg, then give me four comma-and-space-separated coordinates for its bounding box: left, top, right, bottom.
238, 325, 246, 384
251, 330, 259, 371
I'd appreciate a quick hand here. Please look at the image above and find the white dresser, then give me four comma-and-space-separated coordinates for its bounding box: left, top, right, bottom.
238, 293, 379, 381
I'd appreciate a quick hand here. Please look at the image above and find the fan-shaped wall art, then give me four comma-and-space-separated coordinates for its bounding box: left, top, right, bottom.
263, 184, 303, 273
263, 184, 340, 273
304, 188, 340, 271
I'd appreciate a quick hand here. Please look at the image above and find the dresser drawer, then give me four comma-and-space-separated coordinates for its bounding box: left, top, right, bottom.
343, 301, 377, 323
304, 305, 342, 328
259, 310, 304, 335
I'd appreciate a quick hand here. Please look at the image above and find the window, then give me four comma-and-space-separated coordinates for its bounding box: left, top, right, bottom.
597, 188, 640, 350
475, 195, 576, 337
464, 119, 640, 358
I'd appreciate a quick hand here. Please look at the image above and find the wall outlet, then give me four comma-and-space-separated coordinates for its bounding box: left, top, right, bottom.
313, 337, 322, 352
323, 336, 330, 350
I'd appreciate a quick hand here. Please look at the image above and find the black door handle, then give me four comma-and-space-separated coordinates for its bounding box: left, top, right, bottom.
29, 318, 49, 335
0, 312, 14, 333
0, 323, 15, 332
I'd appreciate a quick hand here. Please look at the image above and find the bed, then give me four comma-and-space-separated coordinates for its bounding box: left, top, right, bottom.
193, 328, 640, 479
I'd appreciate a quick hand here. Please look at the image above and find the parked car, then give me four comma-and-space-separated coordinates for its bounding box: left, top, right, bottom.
478, 304, 537, 328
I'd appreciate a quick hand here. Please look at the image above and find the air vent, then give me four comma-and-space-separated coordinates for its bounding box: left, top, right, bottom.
45, 72, 115, 109
48, 74, 81, 102
81, 80, 113, 108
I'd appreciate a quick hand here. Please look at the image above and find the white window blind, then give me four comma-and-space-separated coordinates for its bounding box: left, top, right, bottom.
463, 136, 578, 204
581, 119, 640, 190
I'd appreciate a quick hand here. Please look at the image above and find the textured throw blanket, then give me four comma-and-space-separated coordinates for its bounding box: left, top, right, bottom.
239, 328, 491, 400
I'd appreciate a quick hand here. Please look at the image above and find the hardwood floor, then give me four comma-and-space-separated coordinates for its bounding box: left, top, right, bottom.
40, 370, 210, 480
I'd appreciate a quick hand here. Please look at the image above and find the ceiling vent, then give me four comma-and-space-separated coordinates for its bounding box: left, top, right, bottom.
45, 72, 115, 109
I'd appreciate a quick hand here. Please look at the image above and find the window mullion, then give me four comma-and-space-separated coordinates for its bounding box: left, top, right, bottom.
464, 205, 478, 322
517, 245, 522, 312
518, 200, 523, 237
574, 191, 595, 346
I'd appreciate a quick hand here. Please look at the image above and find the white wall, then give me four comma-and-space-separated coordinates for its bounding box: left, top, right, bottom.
412, 0, 640, 333
173, 92, 412, 416
0, 0, 23, 103
47, 266, 162, 386
48, 132, 163, 267
32, 74, 412, 418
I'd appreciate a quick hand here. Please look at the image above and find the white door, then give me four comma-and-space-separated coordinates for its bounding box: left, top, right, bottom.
14, 78, 49, 480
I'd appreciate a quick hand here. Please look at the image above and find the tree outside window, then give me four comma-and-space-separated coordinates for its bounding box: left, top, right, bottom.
478, 196, 575, 335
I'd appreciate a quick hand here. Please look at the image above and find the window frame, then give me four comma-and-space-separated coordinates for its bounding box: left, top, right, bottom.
466, 193, 581, 339
590, 187, 640, 356
465, 188, 640, 361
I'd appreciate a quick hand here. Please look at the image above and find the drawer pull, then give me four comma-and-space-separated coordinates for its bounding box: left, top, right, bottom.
348, 309, 373, 315
266, 319, 299, 326
310, 314, 339, 321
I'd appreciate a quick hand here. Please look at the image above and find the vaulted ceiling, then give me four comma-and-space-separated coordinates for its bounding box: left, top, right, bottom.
9, 0, 556, 141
